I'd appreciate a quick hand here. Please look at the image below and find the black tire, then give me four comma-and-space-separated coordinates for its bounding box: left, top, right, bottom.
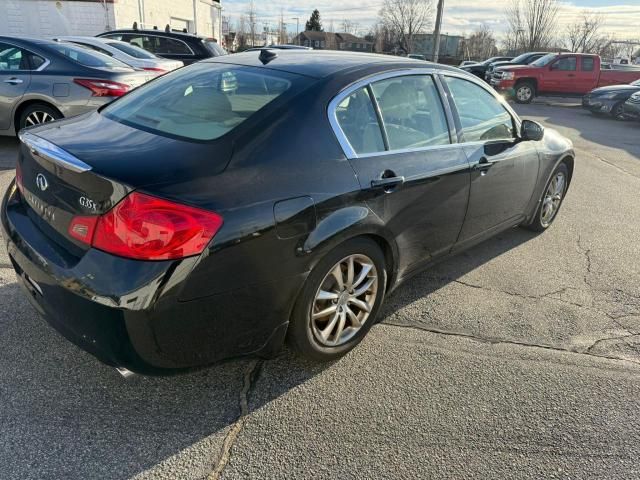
18, 103, 61, 131
524, 162, 569, 232
611, 101, 626, 121
287, 237, 387, 362
514, 82, 535, 104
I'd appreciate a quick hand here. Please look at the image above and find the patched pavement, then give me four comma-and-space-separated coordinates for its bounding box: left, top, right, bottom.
0, 105, 639, 479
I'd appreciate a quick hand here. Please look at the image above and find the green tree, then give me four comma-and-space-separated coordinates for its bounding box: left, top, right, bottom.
305, 9, 323, 31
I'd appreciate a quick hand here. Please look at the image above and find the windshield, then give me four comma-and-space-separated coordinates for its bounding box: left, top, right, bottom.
531, 54, 557, 67
51, 43, 133, 70
510, 53, 534, 64
631, 80, 640, 86
103, 63, 301, 141
107, 41, 156, 59
204, 41, 227, 56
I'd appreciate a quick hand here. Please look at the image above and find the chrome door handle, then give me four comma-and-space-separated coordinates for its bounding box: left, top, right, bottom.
4, 78, 23, 85
474, 157, 496, 170
371, 176, 405, 190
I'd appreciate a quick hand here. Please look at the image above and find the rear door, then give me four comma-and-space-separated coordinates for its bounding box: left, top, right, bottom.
543, 55, 578, 93
331, 72, 470, 276
441, 74, 539, 246
0, 42, 31, 130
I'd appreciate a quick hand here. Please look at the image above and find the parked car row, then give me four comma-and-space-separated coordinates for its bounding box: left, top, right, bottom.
489, 53, 640, 104
0, 27, 228, 136
582, 80, 640, 121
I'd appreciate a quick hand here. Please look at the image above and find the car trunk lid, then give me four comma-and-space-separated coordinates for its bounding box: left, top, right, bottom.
16, 112, 232, 253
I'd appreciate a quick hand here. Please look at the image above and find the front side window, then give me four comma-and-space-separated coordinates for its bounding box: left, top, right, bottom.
552, 57, 577, 71
370, 75, 450, 150
444, 76, 515, 143
103, 63, 298, 141
335, 87, 384, 155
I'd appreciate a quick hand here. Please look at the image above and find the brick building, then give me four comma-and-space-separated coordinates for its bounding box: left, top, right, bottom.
0, 0, 222, 41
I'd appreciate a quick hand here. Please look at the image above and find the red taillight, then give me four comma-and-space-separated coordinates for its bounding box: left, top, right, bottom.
69, 192, 223, 260
74, 78, 130, 97
15, 162, 23, 194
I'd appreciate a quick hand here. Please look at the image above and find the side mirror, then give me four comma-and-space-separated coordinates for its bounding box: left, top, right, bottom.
521, 120, 544, 142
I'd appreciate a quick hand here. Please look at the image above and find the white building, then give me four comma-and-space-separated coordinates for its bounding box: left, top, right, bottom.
0, 0, 222, 41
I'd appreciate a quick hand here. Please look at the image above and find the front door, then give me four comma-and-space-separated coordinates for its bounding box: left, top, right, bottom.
441, 74, 539, 245
332, 74, 470, 277
0, 42, 31, 130
542, 55, 578, 93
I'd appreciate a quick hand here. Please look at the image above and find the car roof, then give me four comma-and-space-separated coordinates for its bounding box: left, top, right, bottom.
100, 29, 206, 40
0, 35, 61, 46
207, 50, 461, 79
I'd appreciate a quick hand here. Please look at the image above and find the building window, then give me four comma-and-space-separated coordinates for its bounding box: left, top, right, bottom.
314, 40, 320, 48
321, 40, 325, 48
304, 40, 309, 47
340, 42, 345, 49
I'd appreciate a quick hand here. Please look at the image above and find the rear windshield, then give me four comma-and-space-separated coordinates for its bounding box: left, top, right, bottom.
102, 63, 300, 141
51, 44, 133, 70
204, 40, 228, 56
107, 41, 156, 59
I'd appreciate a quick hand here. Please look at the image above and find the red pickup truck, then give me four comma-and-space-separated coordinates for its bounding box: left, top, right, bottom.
491, 53, 640, 103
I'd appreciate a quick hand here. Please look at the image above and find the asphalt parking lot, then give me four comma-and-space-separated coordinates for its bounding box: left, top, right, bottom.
1, 104, 639, 479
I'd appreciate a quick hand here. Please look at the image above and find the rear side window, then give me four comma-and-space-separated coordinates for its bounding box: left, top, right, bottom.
156, 37, 193, 55
444, 76, 515, 142
103, 63, 298, 141
335, 87, 384, 155
108, 41, 156, 59
370, 75, 450, 150
582, 57, 595, 71
0, 44, 27, 70
50, 44, 131, 69
552, 57, 577, 71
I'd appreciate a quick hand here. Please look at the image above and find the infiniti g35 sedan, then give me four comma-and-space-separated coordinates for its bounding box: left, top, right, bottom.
1, 50, 574, 375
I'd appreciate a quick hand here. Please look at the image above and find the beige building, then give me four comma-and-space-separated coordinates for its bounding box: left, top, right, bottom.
0, 0, 222, 40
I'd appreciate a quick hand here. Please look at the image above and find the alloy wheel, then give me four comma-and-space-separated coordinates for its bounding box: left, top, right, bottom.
310, 254, 378, 347
517, 86, 532, 102
540, 171, 566, 227
25, 111, 56, 127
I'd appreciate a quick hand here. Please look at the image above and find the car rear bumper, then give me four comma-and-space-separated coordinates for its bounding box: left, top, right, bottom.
2, 182, 299, 374
581, 96, 617, 114
622, 101, 640, 119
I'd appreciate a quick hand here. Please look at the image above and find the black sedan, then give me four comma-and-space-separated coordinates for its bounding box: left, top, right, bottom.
582, 80, 640, 119
1, 51, 575, 375
460, 56, 513, 80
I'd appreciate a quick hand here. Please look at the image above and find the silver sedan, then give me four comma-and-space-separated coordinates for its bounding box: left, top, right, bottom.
0, 36, 152, 136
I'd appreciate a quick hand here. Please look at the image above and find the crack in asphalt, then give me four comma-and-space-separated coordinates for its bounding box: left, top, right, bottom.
383, 322, 640, 366
587, 151, 640, 180
207, 359, 262, 480
431, 277, 639, 336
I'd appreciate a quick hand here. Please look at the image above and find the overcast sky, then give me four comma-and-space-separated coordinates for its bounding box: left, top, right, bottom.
222, 0, 640, 39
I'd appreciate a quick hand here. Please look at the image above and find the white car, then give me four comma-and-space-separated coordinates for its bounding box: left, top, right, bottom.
53, 36, 183, 73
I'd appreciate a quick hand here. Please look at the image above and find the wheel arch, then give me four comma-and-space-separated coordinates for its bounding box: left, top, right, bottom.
13, 99, 63, 130
302, 206, 400, 291
515, 77, 538, 93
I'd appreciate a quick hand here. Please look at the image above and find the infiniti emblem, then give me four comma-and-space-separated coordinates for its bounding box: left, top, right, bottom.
35, 173, 49, 192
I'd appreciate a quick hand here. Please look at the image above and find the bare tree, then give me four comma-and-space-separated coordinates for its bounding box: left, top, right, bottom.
236, 15, 248, 50
247, 0, 257, 47
464, 25, 498, 61
340, 19, 360, 35
565, 12, 606, 53
379, 0, 434, 54
506, 0, 559, 52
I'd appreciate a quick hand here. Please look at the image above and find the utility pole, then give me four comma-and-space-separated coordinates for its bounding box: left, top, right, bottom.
432, 0, 444, 63
292, 17, 299, 45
